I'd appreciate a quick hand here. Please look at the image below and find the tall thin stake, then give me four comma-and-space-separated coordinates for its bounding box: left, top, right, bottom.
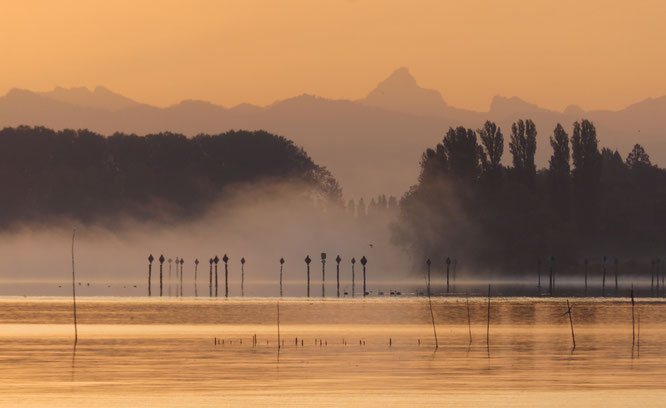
466, 292, 472, 344
566, 299, 575, 350
631, 285, 636, 347
424, 264, 438, 349
486, 284, 491, 352
71, 229, 78, 344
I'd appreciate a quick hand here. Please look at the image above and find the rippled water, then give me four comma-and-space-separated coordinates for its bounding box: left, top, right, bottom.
0, 297, 664, 407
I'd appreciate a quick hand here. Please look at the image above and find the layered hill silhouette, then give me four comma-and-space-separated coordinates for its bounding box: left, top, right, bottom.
2, 68, 665, 198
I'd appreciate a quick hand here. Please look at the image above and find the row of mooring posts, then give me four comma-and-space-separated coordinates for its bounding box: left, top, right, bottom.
147, 254, 187, 297
147, 253, 369, 297
536, 255, 664, 297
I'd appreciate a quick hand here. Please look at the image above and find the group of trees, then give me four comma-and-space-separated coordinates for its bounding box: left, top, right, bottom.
346, 195, 399, 219
0, 126, 342, 227
393, 119, 666, 275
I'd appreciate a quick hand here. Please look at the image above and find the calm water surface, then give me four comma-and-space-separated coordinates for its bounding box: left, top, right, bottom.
0, 297, 664, 407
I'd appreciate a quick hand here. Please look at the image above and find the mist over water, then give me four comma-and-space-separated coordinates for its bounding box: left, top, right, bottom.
0, 181, 409, 297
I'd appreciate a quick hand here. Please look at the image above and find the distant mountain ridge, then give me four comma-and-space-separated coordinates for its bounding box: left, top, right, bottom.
1, 68, 665, 198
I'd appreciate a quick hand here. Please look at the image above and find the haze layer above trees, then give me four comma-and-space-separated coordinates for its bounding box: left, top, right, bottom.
2, 68, 666, 198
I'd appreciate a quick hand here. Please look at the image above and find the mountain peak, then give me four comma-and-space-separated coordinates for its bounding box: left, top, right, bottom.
359, 67, 447, 117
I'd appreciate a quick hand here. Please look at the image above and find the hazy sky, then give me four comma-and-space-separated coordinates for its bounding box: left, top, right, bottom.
2, 0, 665, 111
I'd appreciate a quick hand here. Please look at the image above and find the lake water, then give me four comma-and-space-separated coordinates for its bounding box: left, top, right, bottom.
0, 297, 664, 407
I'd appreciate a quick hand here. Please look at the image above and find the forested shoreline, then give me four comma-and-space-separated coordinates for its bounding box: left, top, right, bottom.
393, 119, 666, 275
0, 126, 341, 227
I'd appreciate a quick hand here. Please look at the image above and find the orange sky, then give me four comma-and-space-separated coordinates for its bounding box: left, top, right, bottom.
1, 0, 665, 112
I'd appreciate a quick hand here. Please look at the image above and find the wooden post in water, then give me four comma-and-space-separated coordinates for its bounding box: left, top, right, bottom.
446, 257, 451, 294
631, 284, 636, 347
194, 259, 199, 297
321, 253, 327, 298
424, 260, 438, 349
240, 258, 246, 297
180, 258, 184, 297
335, 255, 341, 298
213, 256, 219, 297
602, 255, 607, 297
208, 258, 213, 297
71, 229, 78, 344
537, 258, 541, 291
584, 258, 589, 296
466, 292, 472, 344
486, 285, 491, 352
565, 299, 575, 350
351, 258, 356, 298
148, 254, 154, 297
159, 255, 165, 297
223, 254, 229, 298
305, 256, 311, 297
279, 258, 285, 297
361, 256, 368, 297
614, 258, 619, 296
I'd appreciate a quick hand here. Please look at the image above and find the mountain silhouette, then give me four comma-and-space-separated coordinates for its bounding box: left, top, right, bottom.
359, 67, 448, 117
1, 69, 666, 198
38, 86, 145, 111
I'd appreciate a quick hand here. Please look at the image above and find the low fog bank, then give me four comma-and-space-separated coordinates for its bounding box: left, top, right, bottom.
0, 181, 411, 295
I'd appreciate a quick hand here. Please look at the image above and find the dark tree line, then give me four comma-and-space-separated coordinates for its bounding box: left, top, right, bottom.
0, 126, 341, 227
393, 119, 666, 275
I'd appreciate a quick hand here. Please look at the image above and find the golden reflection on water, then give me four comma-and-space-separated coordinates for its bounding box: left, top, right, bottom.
0, 298, 664, 407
